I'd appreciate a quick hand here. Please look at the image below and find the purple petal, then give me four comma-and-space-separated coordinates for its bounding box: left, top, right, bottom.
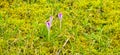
58, 13, 62, 20
50, 16, 53, 24
46, 21, 51, 30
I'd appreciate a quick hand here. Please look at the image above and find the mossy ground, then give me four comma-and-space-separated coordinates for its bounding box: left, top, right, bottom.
0, 0, 120, 55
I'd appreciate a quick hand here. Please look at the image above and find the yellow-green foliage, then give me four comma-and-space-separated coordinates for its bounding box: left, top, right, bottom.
0, 0, 120, 55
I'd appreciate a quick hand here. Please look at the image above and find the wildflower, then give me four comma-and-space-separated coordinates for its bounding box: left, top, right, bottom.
58, 12, 62, 20
58, 12, 63, 31
49, 16, 53, 27
46, 20, 51, 31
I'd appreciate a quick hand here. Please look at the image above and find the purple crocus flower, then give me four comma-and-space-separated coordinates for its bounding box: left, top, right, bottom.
58, 12, 63, 31
49, 16, 53, 27
58, 12, 62, 20
46, 20, 51, 41
46, 21, 51, 31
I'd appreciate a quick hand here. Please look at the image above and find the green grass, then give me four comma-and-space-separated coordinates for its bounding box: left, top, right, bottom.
0, 0, 120, 55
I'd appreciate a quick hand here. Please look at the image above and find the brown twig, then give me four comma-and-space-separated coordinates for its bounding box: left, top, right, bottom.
57, 38, 69, 55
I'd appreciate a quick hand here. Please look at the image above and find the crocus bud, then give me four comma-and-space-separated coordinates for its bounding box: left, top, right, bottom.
49, 16, 53, 27
46, 21, 51, 31
58, 12, 62, 20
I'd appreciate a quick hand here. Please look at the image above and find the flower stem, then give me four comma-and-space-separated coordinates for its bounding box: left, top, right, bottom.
48, 29, 50, 41
60, 20, 62, 32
